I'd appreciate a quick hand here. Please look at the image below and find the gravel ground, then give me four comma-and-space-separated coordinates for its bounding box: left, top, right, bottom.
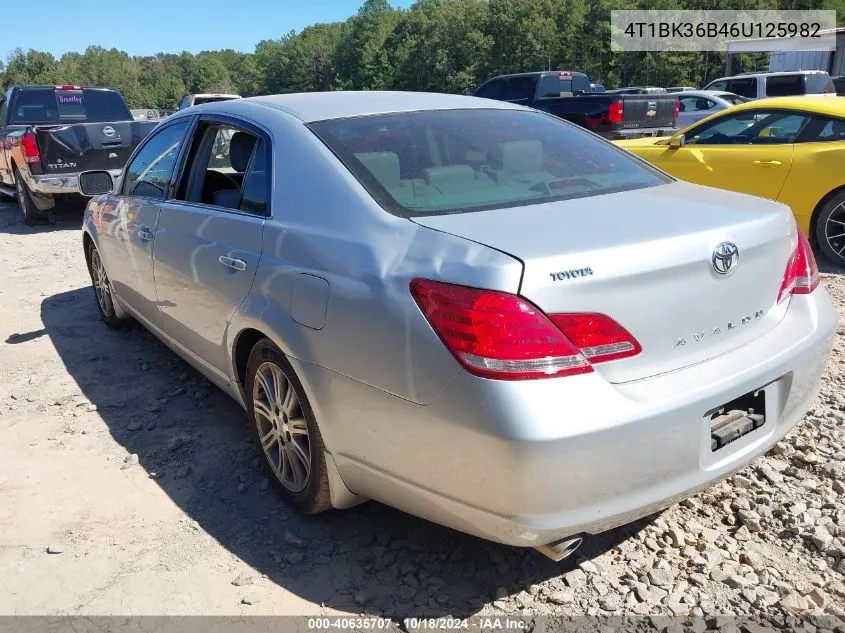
0, 198, 843, 622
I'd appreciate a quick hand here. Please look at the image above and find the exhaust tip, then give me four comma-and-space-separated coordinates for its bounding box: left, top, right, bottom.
535, 536, 583, 562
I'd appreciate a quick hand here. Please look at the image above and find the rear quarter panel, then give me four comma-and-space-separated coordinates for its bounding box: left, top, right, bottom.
777, 140, 845, 235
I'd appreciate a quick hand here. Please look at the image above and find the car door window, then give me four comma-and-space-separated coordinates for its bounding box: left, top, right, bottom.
686, 111, 808, 145
705, 80, 729, 92
122, 120, 190, 198
175, 122, 266, 213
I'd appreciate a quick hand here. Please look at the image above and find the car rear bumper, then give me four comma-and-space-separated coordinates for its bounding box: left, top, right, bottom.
31, 170, 122, 195
298, 288, 836, 547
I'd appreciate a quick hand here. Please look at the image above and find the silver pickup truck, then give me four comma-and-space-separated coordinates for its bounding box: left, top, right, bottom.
0, 85, 157, 224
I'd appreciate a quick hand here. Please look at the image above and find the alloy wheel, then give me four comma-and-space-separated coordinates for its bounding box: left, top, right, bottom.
252, 361, 311, 492
824, 200, 845, 260
90, 249, 113, 317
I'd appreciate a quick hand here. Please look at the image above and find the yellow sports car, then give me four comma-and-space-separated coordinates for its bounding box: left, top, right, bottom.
616, 97, 845, 265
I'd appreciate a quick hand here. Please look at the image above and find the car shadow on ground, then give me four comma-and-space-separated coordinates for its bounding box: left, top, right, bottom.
40, 287, 651, 618
0, 199, 86, 235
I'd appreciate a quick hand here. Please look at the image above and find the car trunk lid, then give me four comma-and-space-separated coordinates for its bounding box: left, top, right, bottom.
412, 181, 795, 383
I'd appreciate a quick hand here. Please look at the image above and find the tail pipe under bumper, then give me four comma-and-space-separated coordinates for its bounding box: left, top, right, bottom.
534, 535, 583, 562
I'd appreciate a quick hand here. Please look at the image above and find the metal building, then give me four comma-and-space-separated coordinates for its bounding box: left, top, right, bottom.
725, 27, 845, 77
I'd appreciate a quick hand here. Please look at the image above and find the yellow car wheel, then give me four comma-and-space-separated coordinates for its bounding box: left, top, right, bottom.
815, 191, 845, 267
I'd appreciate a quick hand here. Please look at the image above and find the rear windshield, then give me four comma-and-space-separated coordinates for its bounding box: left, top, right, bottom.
9, 88, 132, 125
309, 109, 670, 218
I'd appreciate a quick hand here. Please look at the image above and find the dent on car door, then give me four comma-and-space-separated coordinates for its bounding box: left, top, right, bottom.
152, 119, 269, 383
98, 119, 192, 326
662, 110, 805, 200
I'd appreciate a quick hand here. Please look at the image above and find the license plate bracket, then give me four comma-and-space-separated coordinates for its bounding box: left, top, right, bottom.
707, 389, 765, 452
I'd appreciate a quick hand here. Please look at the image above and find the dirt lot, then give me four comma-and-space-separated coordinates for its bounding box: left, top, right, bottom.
1, 198, 844, 620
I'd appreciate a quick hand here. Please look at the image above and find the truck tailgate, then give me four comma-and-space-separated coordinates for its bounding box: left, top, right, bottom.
35, 121, 157, 174
618, 95, 677, 131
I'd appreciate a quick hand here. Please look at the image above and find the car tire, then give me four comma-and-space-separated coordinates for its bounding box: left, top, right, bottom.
86, 241, 128, 329
815, 191, 845, 266
245, 338, 332, 515
13, 167, 46, 226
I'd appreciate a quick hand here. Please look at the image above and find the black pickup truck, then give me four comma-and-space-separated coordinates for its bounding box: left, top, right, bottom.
0, 85, 157, 224
474, 71, 679, 140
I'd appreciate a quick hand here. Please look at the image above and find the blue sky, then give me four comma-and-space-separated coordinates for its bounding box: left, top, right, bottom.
2, 0, 412, 61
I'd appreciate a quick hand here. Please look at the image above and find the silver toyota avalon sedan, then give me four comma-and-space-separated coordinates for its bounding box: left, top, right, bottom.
79, 92, 836, 560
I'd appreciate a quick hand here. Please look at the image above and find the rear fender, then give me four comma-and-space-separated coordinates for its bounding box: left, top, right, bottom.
13, 162, 55, 211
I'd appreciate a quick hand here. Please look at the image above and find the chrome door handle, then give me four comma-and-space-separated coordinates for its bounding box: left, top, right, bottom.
751, 160, 782, 167
218, 255, 247, 272
137, 228, 154, 241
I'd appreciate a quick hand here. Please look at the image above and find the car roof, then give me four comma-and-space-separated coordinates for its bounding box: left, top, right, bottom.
240, 91, 522, 123
708, 70, 829, 82
724, 96, 845, 117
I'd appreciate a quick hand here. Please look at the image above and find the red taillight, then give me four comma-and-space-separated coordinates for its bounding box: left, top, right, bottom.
558, 71, 572, 77
409, 279, 641, 380
608, 100, 624, 124
55, 85, 82, 90
549, 313, 642, 363
21, 133, 40, 164
674, 99, 680, 120
777, 229, 820, 304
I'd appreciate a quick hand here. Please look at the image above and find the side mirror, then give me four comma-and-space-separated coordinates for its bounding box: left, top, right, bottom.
79, 170, 115, 196
668, 134, 685, 149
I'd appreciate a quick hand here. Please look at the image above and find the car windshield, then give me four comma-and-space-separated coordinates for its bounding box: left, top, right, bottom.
9, 88, 132, 124
309, 109, 670, 217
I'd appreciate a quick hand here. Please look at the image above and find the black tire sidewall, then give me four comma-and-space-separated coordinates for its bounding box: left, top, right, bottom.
13, 168, 44, 226
815, 192, 845, 266
245, 339, 330, 514
86, 242, 125, 329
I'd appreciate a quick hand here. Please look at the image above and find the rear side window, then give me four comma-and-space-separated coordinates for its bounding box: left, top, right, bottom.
240, 139, 270, 215
798, 116, 845, 142
309, 109, 670, 218
805, 73, 836, 94
726, 78, 758, 99
765, 74, 805, 97
476, 80, 503, 100
501, 77, 537, 101
9, 88, 131, 124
